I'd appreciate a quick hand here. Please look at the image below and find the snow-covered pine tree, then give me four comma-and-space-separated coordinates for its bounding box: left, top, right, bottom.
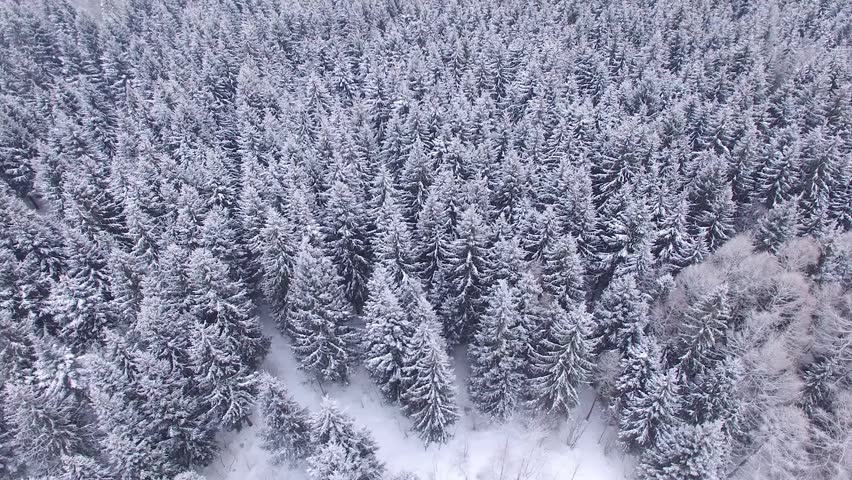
551, 158, 596, 250
373, 191, 416, 287
612, 331, 662, 419
322, 164, 372, 309
591, 274, 650, 354
4, 348, 95, 475
401, 321, 459, 444
513, 271, 551, 362
798, 128, 841, 235
486, 216, 526, 287
520, 204, 559, 261
309, 398, 384, 480
287, 237, 357, 383
653, 195, 703, 273
684, 357, 744, 438
55, 454, 111, 480
88, 331, 178, 479
673, 284, 732, 379
200, 204, 255, 289
528, 302, 594, 419
186, 247, 268, 368
256, 207, 296, 312
618, 367, 682, 451
189, 323, 259, 430
399, 135, 434, 223
589, 185, 654, 294
439, 205, 492, 346
414, 170, 454, 298
754, 196, 801, 253
489, 149, 529, 225
257, 374, 312, 466
638, 419, 730, 480
756, 127, 801, 209
541, 232, 586, 309
47, 229, 114, 351
468, 280, 525, 421
362, 265, 414, 403
688, 157, 736, 251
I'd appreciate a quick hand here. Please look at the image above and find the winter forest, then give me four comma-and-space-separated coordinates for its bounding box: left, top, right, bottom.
0, 0, 851, 479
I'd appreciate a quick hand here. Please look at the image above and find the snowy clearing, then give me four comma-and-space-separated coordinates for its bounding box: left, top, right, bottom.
204, 318, 631, 480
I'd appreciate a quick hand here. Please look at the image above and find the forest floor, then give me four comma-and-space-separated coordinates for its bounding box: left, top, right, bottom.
203, 316, 631, 480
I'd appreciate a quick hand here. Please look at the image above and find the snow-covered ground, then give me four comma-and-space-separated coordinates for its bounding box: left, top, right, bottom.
204, 318, 632, 480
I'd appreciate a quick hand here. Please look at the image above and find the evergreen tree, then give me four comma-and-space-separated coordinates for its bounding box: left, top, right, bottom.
489, 149, 529, 224
308, 398, 384, 480
414, 174, 453, 295
468, 281, 525, 421
612, 331, 662, 420
486, 217, 526, 287
362, 266, 414, 403
654, 196, 703, 272
4, 372, 94, 474
590, 186, 654, 293
401, 322, 459, 445
674, 284, 732, 378
287, 238, 356, 383
799, 129, 840, 234
618, 367, 682, 451
514, 272, 551, 365
591, 274, 650, 354
399, 136, 434, 223
257, 374, 312, 466
540, 233, 586, 309
440, 205, 492, 346
757, 128, 801, 209
638, 420, 730, 480
188, 323, 259, 430
47, 230, 113, 351
520, 205, 559, 261
754, 197, 800, 253
323, 169, 372, 308
528, 303, 594, 418
55, 454, 111, 480
256, 207, 296, 312
373, 192, 416, 287
685, 358, 744, 438
186, 248, 268, 368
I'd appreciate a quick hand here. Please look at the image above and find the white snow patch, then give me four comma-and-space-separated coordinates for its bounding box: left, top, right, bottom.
204, 316, 632, 480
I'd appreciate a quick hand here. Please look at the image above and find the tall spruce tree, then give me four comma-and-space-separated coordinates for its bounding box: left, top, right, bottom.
287, 237, 356, 383
469, 280, 525, 421
440, 205, 492, 346
362, 266, 414, 403
257, 374, 312, 466
528, 302, 594, 418
401, 322, 459, 445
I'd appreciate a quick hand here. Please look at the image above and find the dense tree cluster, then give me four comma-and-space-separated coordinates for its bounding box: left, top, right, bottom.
0, 0, 851, 479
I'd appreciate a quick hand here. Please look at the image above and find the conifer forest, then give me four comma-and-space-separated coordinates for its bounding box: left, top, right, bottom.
1, 0, 852, 479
